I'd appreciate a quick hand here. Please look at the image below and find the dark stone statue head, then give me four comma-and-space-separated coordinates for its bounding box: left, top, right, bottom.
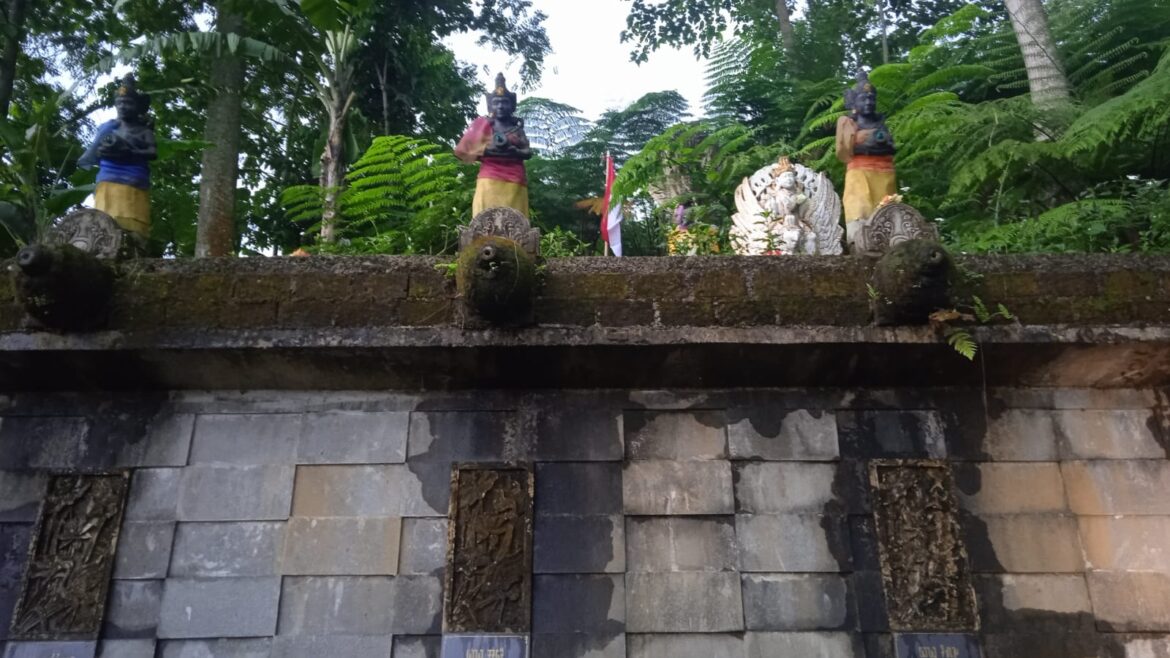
844, 70, 878, 117
113, 74, 151, 123
486, 73, 517, 119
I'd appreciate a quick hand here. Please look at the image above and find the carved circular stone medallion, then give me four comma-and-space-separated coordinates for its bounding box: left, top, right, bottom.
858, 203, 940, 254
45, 209, 124, 259
460, 207, 541, 258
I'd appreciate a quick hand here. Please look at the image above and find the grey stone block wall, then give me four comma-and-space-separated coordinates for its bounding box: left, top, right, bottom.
0, 388, 1169, 658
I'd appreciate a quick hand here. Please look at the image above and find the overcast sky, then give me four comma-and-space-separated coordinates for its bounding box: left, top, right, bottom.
443, 0, 711, 121
91, 2, 712, 128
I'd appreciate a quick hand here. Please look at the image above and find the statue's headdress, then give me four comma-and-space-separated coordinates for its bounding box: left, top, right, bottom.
843, 70, 875, 113
486, 73, 517, 113
772, 156, 795, 176
116, 74, 151, 110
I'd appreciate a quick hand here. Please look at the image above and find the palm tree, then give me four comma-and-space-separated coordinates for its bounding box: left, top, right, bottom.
111, 0, 369, 246
1003, 0, 1071, 108
300, 0, 371, 243
195, 3, 246, 257
108, 1, 288, 256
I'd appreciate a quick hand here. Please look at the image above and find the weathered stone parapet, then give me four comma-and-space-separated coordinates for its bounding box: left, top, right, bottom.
1, 254, 1168, 391
3, 253, 1169, 334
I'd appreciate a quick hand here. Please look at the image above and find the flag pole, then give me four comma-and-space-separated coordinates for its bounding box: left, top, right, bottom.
602, 150, 611, 257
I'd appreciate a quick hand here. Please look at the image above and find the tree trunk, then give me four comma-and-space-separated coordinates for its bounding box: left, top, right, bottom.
877, 0, 889, 64
319, 94, 350, 243
0, 0, 28, 119
376, 55, 390, 135
195, 7, 246, 258
773, 0, 798, 67
1003, 0, 1071, 108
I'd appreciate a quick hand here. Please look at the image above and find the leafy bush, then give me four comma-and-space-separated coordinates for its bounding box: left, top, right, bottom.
281, 134, 472, 255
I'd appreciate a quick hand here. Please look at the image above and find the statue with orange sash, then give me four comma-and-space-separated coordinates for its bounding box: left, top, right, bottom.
455, 73, 533, 218
78, 74, 157, 237
836, 70, 896, 244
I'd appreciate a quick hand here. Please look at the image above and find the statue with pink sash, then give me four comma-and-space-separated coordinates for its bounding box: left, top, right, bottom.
455, 74, 533, 218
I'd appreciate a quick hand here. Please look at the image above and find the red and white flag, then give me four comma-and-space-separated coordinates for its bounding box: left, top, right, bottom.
600, 153, 623, 257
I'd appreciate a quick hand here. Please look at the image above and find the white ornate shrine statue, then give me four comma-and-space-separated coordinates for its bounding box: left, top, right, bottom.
730, 157, 844, 256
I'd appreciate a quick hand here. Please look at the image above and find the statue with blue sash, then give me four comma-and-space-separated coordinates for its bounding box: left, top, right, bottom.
78, 74, 156, 237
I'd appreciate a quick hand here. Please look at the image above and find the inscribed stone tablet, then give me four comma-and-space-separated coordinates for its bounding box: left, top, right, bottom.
894, 633, 981, 658
440, 634, 529, 658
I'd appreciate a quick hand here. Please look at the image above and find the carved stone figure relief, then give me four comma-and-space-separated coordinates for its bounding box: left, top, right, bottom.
44, 209, 125, 259
460, 207, 541, 259
731, 157, 844, 255
9, 474, 129, 640
444, 465, 534, 634
850, 203, 941, 256
869, 460, 977, 632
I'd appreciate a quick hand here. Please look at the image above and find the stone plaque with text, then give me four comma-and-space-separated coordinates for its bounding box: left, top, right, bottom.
870, 461, 978, 631
444, 465, 534, 633
441, 634, 529, 658
895, 633, 982, 658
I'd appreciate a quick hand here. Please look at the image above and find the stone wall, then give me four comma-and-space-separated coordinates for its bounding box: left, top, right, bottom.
3, 253, 1170, 657
2, 386, 1169, 658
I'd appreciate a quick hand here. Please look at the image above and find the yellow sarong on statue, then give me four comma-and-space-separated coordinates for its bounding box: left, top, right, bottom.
472, 178, 529, 218
95, 181, 151, 236
843, 161, 897, 223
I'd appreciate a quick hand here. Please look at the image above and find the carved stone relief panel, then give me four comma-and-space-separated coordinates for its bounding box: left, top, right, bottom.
869, 460, 977, 632
45, 209, 124, 259
850, 203, 941, 255
459, 207, 541, 259
9, 474, 129, 640
444, 464, 534, 634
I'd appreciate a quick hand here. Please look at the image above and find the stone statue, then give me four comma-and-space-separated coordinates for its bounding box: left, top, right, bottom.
731, 157, 844, 255
455, 73, 533, 218
836, 70, 896, 244
77, 74, 157, 237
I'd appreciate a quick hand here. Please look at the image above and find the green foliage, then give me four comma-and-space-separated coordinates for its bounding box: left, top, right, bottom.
620, 213, 674, 257
540, 226, 593, 258
972, 295, 1014, 323
104, 31, 289, 70
945, 328, 978, 361
611, 0, 1170, 258
0, 0, 551, 257
0, 90, 93, 250
594, 91, 692, 162
283, 134, 470, 254
949, 178, 1170, 253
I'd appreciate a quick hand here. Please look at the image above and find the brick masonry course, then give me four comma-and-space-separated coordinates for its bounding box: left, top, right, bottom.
169, 522, 285, 577
112, 522, 174, 580
727, 409, 839, 461
282, 517, 402, 576
157, 577, 281, 639
2, 387, 1170, 655
277, 575, 442, 636
623, 460, 734, 515
625, 572, 745, 633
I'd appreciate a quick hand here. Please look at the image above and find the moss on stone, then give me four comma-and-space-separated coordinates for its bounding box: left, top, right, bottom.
456, 236, 536, 324
16, 244, 115, 331
871, 240, 954, 326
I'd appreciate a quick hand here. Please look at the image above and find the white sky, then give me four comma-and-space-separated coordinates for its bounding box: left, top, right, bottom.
443, 0, 712, 121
